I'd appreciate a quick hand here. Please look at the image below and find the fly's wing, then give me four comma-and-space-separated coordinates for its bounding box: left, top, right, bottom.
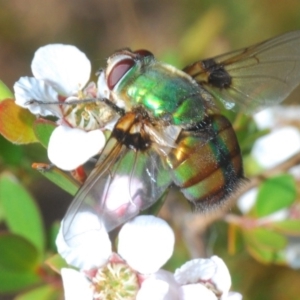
183, 31, 300, 113
62, 134, 172, 244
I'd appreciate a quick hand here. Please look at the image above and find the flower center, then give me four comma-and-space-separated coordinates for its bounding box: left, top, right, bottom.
63, 101, 116, 130
91, 262, 139, 300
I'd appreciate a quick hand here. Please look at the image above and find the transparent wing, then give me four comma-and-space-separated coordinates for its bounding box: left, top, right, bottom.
62, 134, 172, 244
183, 30, 300, 113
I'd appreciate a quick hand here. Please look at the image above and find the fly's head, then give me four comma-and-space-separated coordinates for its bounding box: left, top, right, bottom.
97, 49, 155, 111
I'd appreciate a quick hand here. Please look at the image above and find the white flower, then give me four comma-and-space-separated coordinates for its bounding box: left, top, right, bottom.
253, 107, 300, 170
137, 270, 180, 300
254, 106, 300, 130
14, 44, 116, 171
57, 212, 242, 299
251, 126, 300, 169
47, 125, 105, 171
285, 238, 300, 269
56, 214, 176, 299
174, 256, 241, 300
180, 284, 218, 300
61, 268, 93, 299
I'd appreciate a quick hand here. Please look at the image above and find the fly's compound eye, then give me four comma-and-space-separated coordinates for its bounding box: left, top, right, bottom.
107, 58, 135, 90
134, 49, 154, 58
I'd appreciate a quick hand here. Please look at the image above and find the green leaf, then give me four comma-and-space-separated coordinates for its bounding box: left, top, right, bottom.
247, 243, 286, 264
243, 228, 287, 264
33, 164, 79, 196
45, 254, 69, 274
0, 134, 24, 165
33, 118, 56, 148
0, 99, 38, 144
270, 220, 300, 236
0, 266, 41, 293
15, 285, 61, 300
48, 221, 60, 252
243, 228, 287, 251
255, 174, 296, 217
0, 234, 39, 272
0, 173, 45, 254
0, 80, 13, 100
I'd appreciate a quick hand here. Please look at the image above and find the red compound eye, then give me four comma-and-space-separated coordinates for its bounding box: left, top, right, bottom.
107, 58, 135, 90
134, 49, 154, 58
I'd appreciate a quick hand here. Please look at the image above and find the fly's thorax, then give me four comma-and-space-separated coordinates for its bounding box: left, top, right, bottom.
116, 61, 213, 126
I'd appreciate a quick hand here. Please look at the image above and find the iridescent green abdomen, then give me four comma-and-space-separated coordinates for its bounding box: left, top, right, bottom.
166, 114, 243, 209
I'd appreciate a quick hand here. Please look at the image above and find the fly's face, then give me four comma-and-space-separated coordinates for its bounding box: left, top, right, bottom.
97, 49, 155, 111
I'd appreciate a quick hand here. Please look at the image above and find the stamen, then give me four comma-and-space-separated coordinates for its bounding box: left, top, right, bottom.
92, 262, 139, 300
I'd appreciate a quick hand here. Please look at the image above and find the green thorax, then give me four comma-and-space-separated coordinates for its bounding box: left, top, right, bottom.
113, 59, 213, 127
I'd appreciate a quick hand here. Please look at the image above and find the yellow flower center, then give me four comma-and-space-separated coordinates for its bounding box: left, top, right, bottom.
92, 262, 140, 300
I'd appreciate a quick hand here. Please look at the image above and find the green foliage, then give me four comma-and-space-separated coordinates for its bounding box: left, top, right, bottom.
0, 234, 39, 271
0, 173, 45, 254
33, 119, 56, 148
15, 285, 61, 300
232, 174, 299, 266
0, 134, 24, 166
34, 165, 79, 196
0, 80, 13, 100
0, 99, 38, 144
254, 174, 296, 217
46, 254, 69, 274
0, 267, 41, 294
270, 220, 300, 236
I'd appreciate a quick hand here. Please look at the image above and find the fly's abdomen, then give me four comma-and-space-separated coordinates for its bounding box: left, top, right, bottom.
166, 114, 243, 210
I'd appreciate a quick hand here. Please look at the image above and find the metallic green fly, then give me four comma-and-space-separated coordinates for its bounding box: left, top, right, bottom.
63, 31, 300, 242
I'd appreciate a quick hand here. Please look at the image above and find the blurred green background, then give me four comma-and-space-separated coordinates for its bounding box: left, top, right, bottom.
1, 0, 300, 299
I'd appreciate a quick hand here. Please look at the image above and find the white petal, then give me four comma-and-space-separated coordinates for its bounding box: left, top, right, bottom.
251, 127, 300, 168
61, 268, 93, 300
253, 108, 276, 130
285, 239, 300, 269
210, 256, 231, 294
137, 278, 173, 300
254, 106, 300, 130
56, 212, 112, 270
174, 258, 215, 285
137, 270, 182, 300
32, 44, 91, 96
118, 216, 175, 274
174, 256, 231, 295
224, 292, 243, 300
289, 165, 300, 180
237, 188, 257, 214
48, 125, 105, 171
180, 284, 217, 300
14, 76, 62, 117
